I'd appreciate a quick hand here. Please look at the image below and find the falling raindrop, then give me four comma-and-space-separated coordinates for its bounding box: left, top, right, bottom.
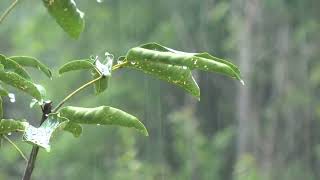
8, 93, 15, 103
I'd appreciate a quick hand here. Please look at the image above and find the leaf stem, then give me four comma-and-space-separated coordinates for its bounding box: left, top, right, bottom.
52, 76, 102, 113
52, 61, 128, 113
3, 135, 27, 162
0, 0, 19, 25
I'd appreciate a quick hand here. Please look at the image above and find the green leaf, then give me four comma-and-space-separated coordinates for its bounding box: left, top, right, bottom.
63, 122, 82, 137
59, 106, 148, 136
23, 115, 67, 152
43, 0, 85, 39
0, 55, 31, 80
125, 59, 200, 98
58, 59, 95, 75
92, 71, 109, 94
0, 119, 28, 134
126, 43, 243, 82
9, 56, 52, 78
0, 70, 42, 101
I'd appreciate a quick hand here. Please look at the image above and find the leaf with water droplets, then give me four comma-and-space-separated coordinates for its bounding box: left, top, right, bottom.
43, 0, 85, 39
0, 54, 31, 80
0, 69, 42, 101
126, 42, 243, 82
123, 57, 200, 98
9, 56, 52, 78
58, 59, 95, 74
0, 119, 28, 135
59, 106, 148, 136
23, 114, 69, 152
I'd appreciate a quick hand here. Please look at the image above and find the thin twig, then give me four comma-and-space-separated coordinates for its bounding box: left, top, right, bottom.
3, 135, 27, 162
0, 0, 19, 25
52, 61, 128, 113
52, 76, 102, 112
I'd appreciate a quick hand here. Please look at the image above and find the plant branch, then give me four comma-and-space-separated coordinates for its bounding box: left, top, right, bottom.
3, 135, 27, 162
0, 0, 19, 25
52, 61, 128, 113
22, 102, 52, 180
52, 76, 102, 112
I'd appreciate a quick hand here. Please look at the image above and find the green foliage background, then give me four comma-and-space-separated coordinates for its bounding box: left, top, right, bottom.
0, 0, 319, 179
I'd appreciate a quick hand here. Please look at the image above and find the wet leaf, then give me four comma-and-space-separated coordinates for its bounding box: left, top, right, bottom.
0, 54, 31, 80
0, 119, 28, 134
126, 42, 242, 82
58, 59, 95, 74
9, 56, 52, 78
43, 0, 85, 39
59, 106, 148, 136
0, 70, 42, 101
124, 59, 200, 98
23, 114, 69, 152
92, 71, 108, 94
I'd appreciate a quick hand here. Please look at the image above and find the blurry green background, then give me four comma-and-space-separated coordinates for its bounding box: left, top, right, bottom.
0, 0, 320, 179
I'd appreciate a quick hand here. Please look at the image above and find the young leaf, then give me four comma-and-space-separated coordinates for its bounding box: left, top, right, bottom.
126, 43, 242, 82
58, 59, 95, 75
9, 56, 52, 78
125, 60, 200, 98
0, 70, 42, 101
23, 115, 68, 152
0, 119, 28, 134
43, 0, 85, 39
59, 106, 148, 136
92, 71, 108, 94
0, 55, 31, 80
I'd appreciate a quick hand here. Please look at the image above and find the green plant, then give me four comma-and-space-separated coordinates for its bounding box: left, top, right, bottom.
0, 1, 243, 180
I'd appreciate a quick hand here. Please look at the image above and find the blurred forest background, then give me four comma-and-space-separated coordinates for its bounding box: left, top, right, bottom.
0, 0, 320, 179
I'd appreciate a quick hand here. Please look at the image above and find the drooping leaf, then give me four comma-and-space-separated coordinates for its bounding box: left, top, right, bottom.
140, 43, 241, 75
0, 119, 28, 134
0, 55, 31, 80
124, 59, 200, 98
23, 115, 68, 152
9, 56, 52, 78
126, 43, 242, 82
58, 59, 95, 75
92, 71, 109, 94
43, 0, 85, 39
63, 122, 82, 137
59, 106, 148, 136
0, 70, 42, 101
